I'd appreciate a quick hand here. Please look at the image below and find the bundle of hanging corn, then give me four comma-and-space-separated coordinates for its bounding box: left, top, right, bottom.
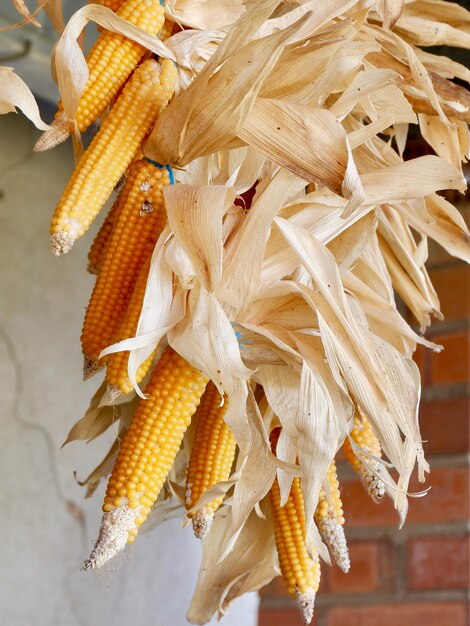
2, 0, 470, 623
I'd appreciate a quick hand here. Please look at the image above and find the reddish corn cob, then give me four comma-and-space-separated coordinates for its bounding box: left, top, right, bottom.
81, 159, 170, 371
83, 347, 208, 570
50, 59, 177, 255
314, 461, 350, 573
343, 413, 385, 502
185, 381, 236, 538
35, 0, 165, 151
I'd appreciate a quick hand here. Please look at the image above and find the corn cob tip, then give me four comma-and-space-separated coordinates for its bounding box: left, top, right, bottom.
362, 461, 386, 503
191, 511, 213, 540
317, 516, 350, 573
102, 384, 122, 404
34, 112, 71, 152
83, 503, 138, 570
295, 588, 316, 625
83, 356, 102, 381
51, 232, 74, 256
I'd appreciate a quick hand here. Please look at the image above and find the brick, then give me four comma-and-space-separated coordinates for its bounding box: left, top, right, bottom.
408, 535, 469, 590
429, 265, 470, 322
329, 542, 380, 594
420, 397, 470, 455
413, 344, 429, 384
258, 607, 318, 626
328, 602, 468, 626
429, 331, 470, 385
341, 467, 468, 527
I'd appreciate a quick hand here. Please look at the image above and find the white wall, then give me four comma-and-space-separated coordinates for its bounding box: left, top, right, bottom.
0, 112, 258, 626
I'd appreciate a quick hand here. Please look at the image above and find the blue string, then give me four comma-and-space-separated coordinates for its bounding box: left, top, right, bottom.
144, 158, 175, 185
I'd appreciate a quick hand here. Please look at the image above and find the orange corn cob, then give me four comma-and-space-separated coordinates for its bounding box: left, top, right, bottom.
36, 0, 165, 149
50, 58, 177, 255
185, 382, 236, 538
83, 347, 208, 570
270, 476, 321, 624
104, 257, 159, 396
314, 461, 350, 573
87, 196, 121, 275
81, 159, 170, 373
343, 413, 385, 502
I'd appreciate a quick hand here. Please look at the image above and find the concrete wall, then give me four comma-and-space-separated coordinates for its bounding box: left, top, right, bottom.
0, 112, 258, 626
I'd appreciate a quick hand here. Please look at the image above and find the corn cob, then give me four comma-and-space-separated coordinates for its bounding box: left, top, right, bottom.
314, 461, 350, 573
83, 347, 209, 570
35, 0, 165, 151
81, 159, 170, 371
185, 381, 236, 538
269, 476, 321, 624
160, 20, 175, 41
50, 58, 177, 255
87, 196, 121, 275
104, 256, 158, 396
343, 413, 385, 502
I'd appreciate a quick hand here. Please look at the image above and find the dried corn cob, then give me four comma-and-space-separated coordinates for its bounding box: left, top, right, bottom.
270, 476, 320, 624
36, 0, 165, 150
81, 159, 170, 371
50, 58, 177, 255
87, 196, 121, 275
314, 461, 350, 573
343, 413, 385, 502
105, 256, 158, 396
185, 381, 236, 538
83, 347, 208, 570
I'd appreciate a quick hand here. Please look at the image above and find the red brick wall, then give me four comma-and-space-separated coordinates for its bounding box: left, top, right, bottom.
258, 200, 469, 626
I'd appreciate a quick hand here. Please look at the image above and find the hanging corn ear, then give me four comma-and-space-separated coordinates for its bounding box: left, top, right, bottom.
87, 196, 121, 275
35, 0, 165, 150
343, 413, 385, 503
185, 381, 236, 539
105, 255, 158, 396
314, 461, 350, 573
83, 347, 208, 570
270, 475, 321, 625
81, 159, 170, 372
50, 59, 177, 256
268, 429, 320, 624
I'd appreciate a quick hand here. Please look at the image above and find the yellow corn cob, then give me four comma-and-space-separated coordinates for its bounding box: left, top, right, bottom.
87, 196, 121, 275
50, 58, 177, 255
38, 0, 165, 147
83, 347, 209, 570
185, 381, 236, 538
270, 476, 321, 625
81, 159, 170, 372
314, 461, 350, 573
342, 413, 385, 502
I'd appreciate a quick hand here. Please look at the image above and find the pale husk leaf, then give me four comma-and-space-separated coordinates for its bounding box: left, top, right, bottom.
187, 501, 277, 625
0, 66, 51, 130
